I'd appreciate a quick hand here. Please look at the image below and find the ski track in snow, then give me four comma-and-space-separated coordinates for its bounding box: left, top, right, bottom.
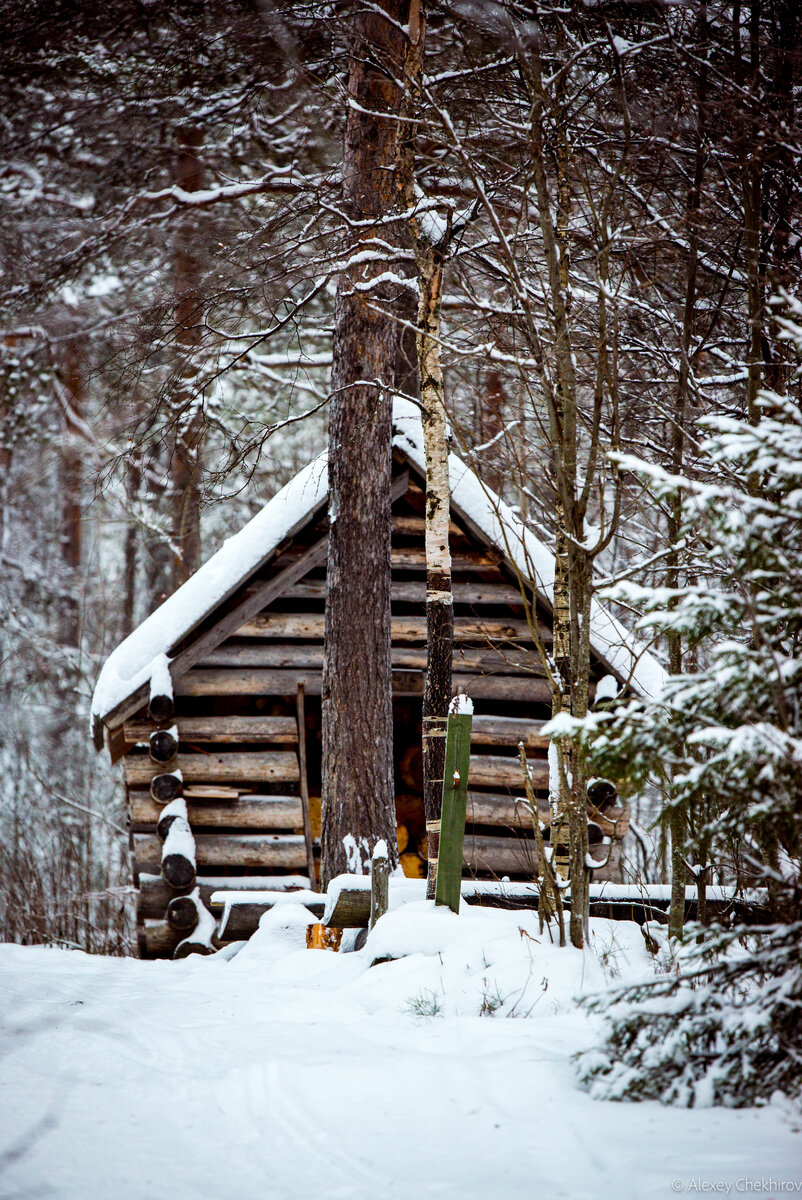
0, 920, 800, 1200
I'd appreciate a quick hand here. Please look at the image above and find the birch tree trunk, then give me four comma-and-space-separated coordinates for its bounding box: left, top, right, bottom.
320, 1, 406, 888
396, 0, 454, 896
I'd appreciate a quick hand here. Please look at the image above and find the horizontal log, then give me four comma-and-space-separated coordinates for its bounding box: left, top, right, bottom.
282, 544, 502, 573
134, 832, 308, 872
466, 791, 549, 828
139, 919, 181, 958
130, 791, 304, 831
201, 643, 545, 676
124, 751, 299, 787
469, 754, 548, 789
237, 613, 547, 645
470, 716, 548, 749
124, 716, 298, 746
463, 833, 538, 876
174, 668, 550, 702
137, 872, 313, 920
216, 897, 325, 941
278, 580, 534, 608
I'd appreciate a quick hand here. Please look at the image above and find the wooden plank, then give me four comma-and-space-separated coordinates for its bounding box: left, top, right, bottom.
129, 791, 304, 830
236, 613, 547, 644
124, 751, 299, 786
434, 707, 473, 913
470, 716, 549, 748
275, 544, 500, 572
133, 832, 308, 871
200, 643, 546, 675
124, 716, 298, 745
463, 832, 538, 875
469, 754, 548, 789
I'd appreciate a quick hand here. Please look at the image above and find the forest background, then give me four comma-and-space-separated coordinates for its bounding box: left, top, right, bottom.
0, 0, 799, 956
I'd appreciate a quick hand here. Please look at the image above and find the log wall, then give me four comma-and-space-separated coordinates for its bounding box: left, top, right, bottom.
122, 465, 627, 957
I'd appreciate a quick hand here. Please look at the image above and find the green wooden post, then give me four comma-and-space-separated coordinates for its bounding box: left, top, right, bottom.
434, 695, 473, 913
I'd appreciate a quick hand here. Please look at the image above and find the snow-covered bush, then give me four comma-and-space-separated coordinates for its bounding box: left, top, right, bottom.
571, 298, 802, 1107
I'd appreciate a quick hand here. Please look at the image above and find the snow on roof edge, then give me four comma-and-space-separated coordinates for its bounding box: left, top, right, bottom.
91, 449, 329, 724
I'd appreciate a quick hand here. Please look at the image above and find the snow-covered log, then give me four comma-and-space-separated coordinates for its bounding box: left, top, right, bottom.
173, 897, 217, 959
149, 725, 178, 763
161, 815, 196, 891
157, 797, 188, 843
150, 769, 183, 804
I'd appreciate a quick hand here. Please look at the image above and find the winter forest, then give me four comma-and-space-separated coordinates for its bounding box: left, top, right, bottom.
1, 1, 801, 1196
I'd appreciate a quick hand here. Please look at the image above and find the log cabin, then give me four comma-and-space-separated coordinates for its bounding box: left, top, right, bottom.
91, 400, 664, 957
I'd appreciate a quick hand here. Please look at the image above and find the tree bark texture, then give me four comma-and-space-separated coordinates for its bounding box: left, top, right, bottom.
321, 2, 407, 888
59, 340, 83, 647
171, 125, 205, 589
396, 1, 454, 897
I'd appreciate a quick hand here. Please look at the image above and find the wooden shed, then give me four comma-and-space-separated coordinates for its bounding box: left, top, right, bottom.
91, 400, 663, 957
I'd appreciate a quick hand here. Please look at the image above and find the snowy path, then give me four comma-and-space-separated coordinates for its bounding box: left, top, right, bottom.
1, 913, 800, 1200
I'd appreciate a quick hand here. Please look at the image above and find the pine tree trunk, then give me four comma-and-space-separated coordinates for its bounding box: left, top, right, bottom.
171, 125, 205, 589
320, 2, 406, 888
60, 340, 83, 648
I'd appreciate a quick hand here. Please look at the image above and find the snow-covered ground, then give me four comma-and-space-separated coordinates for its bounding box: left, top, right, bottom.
1, 905, 800, 1200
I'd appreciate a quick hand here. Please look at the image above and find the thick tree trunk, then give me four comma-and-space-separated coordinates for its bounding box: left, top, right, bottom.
60, 340, 83, 647
171, 125, 205, 589
395, 0, 454, 897
320, 2, 406, 887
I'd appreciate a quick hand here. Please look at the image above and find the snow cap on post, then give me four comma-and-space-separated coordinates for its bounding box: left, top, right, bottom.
450, 693, 473, 716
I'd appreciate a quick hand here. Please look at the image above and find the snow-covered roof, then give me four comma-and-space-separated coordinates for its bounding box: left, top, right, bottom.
91, 451, 328, 727
92, 399, 664, 736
